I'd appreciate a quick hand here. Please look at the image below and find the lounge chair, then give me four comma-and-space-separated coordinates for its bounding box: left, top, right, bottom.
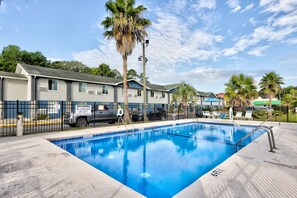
243, 111, 253, 120
212, 111, 220, 118
234, 112, 243, 120
203, 111, 211, 118
219, 113, 226, 119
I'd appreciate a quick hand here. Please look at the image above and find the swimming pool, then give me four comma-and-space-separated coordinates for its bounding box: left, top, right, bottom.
52, 122, 263, 197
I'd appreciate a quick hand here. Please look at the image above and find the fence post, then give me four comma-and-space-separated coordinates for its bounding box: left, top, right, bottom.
187, 106, 189, 119
287, 106, 289, 122
177, 104, 180, 120
61, 101, 64, 131
93, 102, 96, 128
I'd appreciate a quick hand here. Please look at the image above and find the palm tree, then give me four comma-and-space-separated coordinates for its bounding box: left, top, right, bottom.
172, 82, 197, 117
224, 74, 258, 109
101, 0, 151, 121
259, 72, 284, 113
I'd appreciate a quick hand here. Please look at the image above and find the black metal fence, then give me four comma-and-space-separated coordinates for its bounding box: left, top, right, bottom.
0, 100, 296, 137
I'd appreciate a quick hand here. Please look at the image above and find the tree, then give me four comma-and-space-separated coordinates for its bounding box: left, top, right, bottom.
259, 72, 284, 113
101, 0, 151, 121
0, 45, 22, 72
282, 88, 297, 106
92, 63, 113, 76
50, 61, 92, 74
139, 72, 149, 83
172, 82, 197, 117
112, 69, 123, 79
20, 51, 48, 67
0, 45, 49, 72
224, 74, 258, 109
127, 69, 139, 79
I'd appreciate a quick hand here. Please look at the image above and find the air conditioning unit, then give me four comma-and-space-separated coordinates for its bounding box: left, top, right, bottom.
128, 94, 132, 97
154, 96, 158, 99
38, 86, 48, 92
133, 94, 137, 97
88, 90, 94, 94
96, 90, 102, 95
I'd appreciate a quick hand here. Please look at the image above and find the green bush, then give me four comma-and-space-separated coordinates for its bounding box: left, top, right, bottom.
252, 110, 268, 119
272, 110, 283, 116
37, 114, 49, 120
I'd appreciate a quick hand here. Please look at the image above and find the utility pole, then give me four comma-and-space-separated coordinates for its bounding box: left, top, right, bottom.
139, 40, 149, 122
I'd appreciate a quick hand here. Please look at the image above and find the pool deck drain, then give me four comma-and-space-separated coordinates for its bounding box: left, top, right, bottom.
0, 119, 296, 198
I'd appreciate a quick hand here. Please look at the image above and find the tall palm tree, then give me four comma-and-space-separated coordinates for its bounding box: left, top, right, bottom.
101, 0, 151, 121
259, 72, 284, 112
172, 82, 197, 117
224, 74, 258, 109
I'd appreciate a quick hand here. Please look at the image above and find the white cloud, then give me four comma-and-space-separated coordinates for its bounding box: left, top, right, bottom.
195, 0, 216, 10
15, 6, 21, 12
241, 3, 254, 13
248, 46, 270, 56
273, 11, 297, 27
249, 17, 256, 26
73, 11, 221, 76
227, 0, 241, 12
0, 2, 7, 13
260, 0, 297, 13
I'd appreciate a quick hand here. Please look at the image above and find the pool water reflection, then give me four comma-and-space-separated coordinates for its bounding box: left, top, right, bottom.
53, 123, 262, 198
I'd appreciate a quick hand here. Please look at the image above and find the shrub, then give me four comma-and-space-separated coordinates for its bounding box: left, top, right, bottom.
37, 114, 49, 120
252, 110, 268, 119
272, 110, 283, 116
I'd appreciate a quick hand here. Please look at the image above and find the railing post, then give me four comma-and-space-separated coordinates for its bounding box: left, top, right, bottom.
177, 104, 180, 120
93, 102, 96, 128
61, 101, 64, 131
287, 106, 289, 122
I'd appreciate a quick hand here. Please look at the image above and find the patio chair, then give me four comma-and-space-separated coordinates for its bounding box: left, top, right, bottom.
243, 111, 253, 120
219, 113, 226, 119
234, 112, 243, 120
203, 111, 211, 118
212, 111, 220, 118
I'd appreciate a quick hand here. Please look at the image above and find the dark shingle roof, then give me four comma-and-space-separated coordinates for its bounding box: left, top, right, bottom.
19, 64, 122, 85
196, 91, 214, 97
163, 83, 183, 91
0, 71, 27, 79
147, 82, 167, 91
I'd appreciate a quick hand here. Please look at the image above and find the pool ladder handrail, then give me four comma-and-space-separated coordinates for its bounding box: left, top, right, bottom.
234, 126, 276, 152
117, 116, 135, 133
234, 113, 279, 152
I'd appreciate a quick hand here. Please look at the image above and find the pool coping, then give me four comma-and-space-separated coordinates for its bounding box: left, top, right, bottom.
1, 118, 296, 197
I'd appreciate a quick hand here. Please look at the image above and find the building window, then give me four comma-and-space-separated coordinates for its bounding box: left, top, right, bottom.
48, 79, 58, 91
79, 82, 87, 93
102, 85, 108, 94
151, 91, 154, 97
162, 92, 166, 98
137, 90, 141, 96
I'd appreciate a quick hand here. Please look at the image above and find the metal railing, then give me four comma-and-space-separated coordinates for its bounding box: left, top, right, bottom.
234, 114, 279, 152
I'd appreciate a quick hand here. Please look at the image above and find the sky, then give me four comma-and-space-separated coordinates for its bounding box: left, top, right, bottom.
0, 0, 297, 93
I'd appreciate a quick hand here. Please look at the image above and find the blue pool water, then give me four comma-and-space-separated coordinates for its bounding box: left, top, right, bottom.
52, 122, 263, 197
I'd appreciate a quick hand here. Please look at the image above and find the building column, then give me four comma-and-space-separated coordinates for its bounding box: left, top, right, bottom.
113, 87, 118, 108
0, 78, 3, 120
30, 76, 37, 120
66, 81, 72, 112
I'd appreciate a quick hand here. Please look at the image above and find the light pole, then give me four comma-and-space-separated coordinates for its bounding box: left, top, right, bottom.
138, 39, 149, 122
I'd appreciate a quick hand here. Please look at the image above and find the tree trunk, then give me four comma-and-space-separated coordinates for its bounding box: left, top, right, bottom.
123, 55, 129, 122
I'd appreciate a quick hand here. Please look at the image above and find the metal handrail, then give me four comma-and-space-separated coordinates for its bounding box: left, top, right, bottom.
234, 126, 274, 152
259, 113, 280, 126
234, 113, 279, 152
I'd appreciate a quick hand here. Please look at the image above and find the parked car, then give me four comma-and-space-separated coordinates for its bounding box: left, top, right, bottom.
132, 108, 166, 121
64, 105, 118, 127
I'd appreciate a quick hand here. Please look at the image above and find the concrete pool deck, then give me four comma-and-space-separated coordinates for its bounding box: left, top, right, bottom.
0, 119, 296, 198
